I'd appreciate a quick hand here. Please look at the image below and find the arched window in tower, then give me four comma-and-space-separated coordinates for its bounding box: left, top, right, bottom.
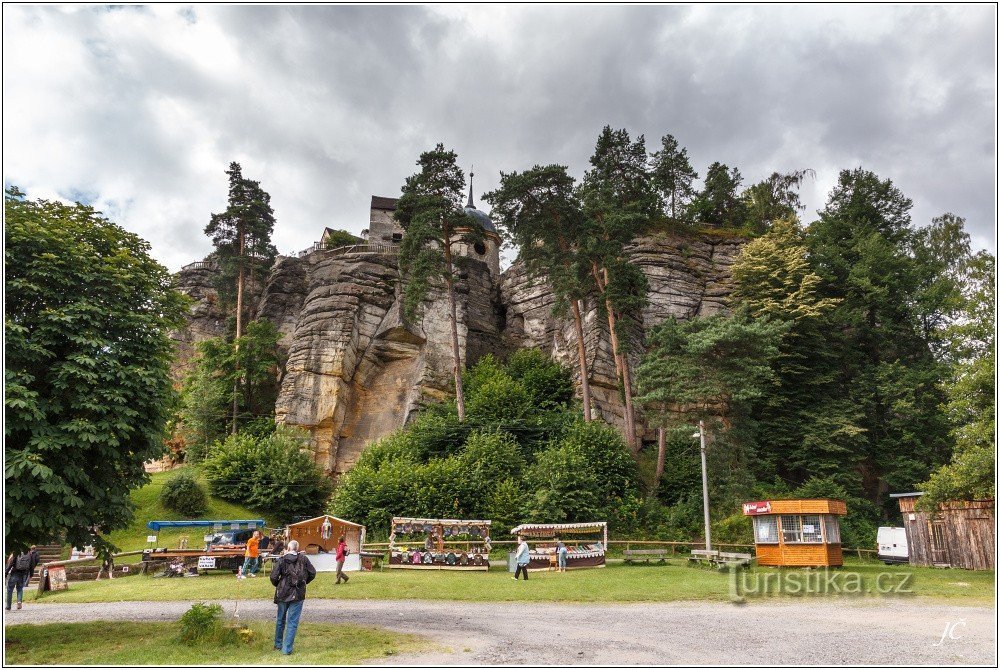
474, 241, 487, 255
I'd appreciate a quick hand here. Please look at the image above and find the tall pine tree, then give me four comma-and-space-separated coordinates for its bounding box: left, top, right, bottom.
650, 134, 698, 220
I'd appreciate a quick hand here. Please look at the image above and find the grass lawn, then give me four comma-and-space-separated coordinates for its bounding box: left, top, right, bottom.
3, 621, 430, 665
33, 559, 994, 606
106, 467, 278, 555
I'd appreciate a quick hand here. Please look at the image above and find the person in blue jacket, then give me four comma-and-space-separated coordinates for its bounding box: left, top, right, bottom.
512, 535, 530, 581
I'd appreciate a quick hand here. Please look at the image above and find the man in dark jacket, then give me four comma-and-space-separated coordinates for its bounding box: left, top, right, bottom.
5, 550, 32, 610
269, 540, 316, 654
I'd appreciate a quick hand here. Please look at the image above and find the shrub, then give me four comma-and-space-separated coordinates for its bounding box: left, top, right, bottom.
526, 443, 601, 522
178, 603, 223, 643
558, 419, 640, 509
160, 471, 208, 517
203, 426, 333, 523
506, 348, 575, 409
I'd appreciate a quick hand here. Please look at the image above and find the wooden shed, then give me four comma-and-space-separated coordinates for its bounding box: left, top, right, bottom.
743, 499, 846, 567
286, 515, 366, 572
891, 492, 995, 570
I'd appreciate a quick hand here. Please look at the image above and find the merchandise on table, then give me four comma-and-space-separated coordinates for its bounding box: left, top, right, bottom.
387, 517, 492, 571
509, 522, 608, 570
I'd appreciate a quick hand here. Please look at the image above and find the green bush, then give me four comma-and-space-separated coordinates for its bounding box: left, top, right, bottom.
506, 348, 575, 409
178, 603, 223, 643
203, 426, 333, 523
526, 443, 601, 522
160, 471, 209, 517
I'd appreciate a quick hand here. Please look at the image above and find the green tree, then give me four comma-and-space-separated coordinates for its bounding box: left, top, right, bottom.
484, 165, 597, 420
919, 250, 995, 508
178, 319, 281, 450
650, 134, 698, 220
807, 168, 952, 509
740, 169, 813, 234
323, 228, 363, 249
204, 162, 278, 431
395, 144, 478, 421
689, 162, 745, 228
4, 187, 187, 553
202, 426, 333, 523
580, 126, 660, 450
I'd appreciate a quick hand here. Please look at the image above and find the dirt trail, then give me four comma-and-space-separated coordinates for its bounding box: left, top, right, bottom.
5, 598, 995, 665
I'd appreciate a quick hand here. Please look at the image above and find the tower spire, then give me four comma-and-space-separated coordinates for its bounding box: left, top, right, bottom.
467, 165, 475, 208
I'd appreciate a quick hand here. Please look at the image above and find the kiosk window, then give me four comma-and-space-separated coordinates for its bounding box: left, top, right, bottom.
753, 516, 778, 544
780, 515, 802, 543
801, 515, 823, 543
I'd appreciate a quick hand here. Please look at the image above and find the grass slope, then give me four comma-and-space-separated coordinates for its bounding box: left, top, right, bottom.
4, 621, 430, 665
33, 560, 994, 606
108, 467, 277, 555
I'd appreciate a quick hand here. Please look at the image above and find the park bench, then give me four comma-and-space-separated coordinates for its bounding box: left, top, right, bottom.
715, 551, 753, 568
688, 549, 719, 565
623, 549, 672, 564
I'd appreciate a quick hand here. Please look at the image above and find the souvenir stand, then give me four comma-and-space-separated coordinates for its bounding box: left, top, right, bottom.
286, 515, 367, 572
387, 517, 492, 571
509, 522, 608, 570
140, 519, 266, 573
742, 499, 846, 567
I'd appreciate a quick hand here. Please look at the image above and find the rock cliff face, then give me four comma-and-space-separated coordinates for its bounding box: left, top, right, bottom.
172, 231, 742, 473
500, 231, 743, 440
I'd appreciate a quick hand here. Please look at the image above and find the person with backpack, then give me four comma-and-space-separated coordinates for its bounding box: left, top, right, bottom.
5, 550, 33, 610
335, 535, 349, 584
269, 540, 316, 655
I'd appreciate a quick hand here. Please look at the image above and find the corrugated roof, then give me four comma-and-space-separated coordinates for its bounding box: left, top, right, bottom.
510, 522, 606, 534
889, 492, 925, 498
371, 195, 398, 211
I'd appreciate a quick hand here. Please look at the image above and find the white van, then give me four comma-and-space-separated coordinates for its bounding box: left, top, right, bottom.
877, 526, 909, 564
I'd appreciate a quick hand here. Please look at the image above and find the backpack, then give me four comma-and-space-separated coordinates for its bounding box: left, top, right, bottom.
285, 555, 306, 588
15, 553, 31, 571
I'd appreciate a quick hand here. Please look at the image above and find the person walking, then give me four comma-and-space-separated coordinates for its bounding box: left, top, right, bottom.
5, 550, 32, 610
555, 537, 568, 573
335, 535, 350, 585
241, 530, 262, 578
512, 535, 530, 581
270, 540, 316, 655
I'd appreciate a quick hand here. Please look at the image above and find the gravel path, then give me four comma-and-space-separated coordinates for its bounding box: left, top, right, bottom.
5, 598, 995, 665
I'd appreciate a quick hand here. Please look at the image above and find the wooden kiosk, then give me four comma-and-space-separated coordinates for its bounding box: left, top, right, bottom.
286, 515, 366, 572
509, 522, 608, 570
742, 499, 846, 567
387, 517, 492, 571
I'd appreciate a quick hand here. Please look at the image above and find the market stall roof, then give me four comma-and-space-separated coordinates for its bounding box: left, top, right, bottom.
740, 499, 846, 516
511, 522, 607, 535
287, 515, 364, 529
391, 517, 491, 526
146, 519, 266, 531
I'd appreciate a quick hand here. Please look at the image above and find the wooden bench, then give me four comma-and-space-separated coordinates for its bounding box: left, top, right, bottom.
715, 551, 753, 568
623, 549, 671, 564
688, 549, 719, 565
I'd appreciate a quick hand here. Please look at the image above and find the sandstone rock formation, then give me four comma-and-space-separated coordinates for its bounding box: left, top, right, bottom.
172, 230, 742, 473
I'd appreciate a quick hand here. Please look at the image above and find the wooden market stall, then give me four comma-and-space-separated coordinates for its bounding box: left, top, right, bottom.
742, 499, 846, 567
509, 522, 608, 570
286, 515, 367, 572
387, 517, 492, 571
890, 492, 995, 570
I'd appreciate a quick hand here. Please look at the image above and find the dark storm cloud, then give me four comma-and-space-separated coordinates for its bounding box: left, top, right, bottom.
3, 5, 995, 270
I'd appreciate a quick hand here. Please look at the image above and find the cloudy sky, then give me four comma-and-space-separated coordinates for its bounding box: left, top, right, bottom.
3, 4, 996, 271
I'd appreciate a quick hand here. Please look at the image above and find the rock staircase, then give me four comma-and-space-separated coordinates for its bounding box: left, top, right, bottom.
28, 543, 64, 584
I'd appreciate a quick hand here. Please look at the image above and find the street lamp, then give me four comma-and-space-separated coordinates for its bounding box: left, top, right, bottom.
693, 420, 711, 551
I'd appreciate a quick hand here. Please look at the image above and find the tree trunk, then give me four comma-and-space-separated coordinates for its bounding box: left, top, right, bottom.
443, 235, 466, 421
591, 262, 637, 451
570, 299, 593, 422
655, 427, 667, 485
232, 224, 246, 435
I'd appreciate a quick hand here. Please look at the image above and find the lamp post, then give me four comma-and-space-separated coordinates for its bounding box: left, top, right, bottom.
694, 419, 711, 551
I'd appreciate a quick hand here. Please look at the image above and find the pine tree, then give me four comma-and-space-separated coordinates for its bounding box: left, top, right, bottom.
580, 127, 660, 451
204, 162, 277, 432
484, 164, 596, 421
395, 144, 479, 421
689, 162, 745, 228
650, 134, 698, 220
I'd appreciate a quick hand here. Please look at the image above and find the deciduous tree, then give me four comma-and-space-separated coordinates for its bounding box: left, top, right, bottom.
4, 187, 187, 553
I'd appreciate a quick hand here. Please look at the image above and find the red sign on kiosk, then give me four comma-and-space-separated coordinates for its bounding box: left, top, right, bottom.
742, 500, 772, 515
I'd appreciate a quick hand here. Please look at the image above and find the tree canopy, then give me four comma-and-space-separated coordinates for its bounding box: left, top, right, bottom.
4, 187, 187, 553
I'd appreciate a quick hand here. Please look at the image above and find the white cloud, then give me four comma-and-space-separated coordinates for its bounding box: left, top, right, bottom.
3, 5, 996, 272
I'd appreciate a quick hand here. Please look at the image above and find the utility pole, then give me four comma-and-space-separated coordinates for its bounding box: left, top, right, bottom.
697, 419, 711, 551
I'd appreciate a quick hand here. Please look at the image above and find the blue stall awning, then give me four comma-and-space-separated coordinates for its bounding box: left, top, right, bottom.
146, 519, 266, 532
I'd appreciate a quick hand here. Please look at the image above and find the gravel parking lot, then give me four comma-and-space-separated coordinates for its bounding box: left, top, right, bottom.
6, 598, 995, 665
